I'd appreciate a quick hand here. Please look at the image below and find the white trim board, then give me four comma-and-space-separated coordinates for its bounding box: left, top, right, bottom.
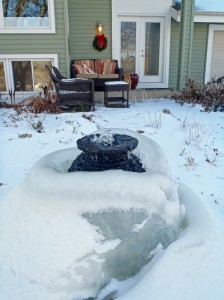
205, 25, 224, 83
171, 7, 224, 23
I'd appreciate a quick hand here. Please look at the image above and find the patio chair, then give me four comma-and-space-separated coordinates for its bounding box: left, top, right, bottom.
52, 66, 67, 80
45, 65, 95, 110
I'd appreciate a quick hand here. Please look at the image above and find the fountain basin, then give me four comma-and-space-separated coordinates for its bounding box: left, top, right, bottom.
0, 129, 185, 300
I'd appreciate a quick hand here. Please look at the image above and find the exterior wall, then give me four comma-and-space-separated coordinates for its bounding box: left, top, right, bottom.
169, 21, 208, 89
178, 0, 195, 90
169, 19, 180, 89
68, 0, 112, 60
0, 0, 68, 76
190, 23, 208, 83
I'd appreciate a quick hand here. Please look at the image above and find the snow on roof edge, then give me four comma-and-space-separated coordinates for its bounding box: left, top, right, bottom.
175, 0, 224, 13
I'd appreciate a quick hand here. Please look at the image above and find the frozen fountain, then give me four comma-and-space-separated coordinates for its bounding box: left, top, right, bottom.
0, 128, 185, 300
68, 131, 145, 172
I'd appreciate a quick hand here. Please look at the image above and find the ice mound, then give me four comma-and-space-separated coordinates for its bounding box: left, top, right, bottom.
0, 129, 185, 300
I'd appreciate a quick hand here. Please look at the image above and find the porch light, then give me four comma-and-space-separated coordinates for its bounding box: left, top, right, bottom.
96, 21, 104, 34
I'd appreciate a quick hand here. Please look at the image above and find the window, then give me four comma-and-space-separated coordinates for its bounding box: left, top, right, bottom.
144, 22, 160, 76
0, 55, 58, 97
120, 22, 136, 73
0, 61, 6, 92
0, 0, 55, 33
12, 60, 53, 91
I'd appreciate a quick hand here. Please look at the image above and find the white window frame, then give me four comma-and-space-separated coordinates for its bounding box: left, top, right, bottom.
0, 0, 55, 34
0, 54, 58, 100
205, 24, 224, 83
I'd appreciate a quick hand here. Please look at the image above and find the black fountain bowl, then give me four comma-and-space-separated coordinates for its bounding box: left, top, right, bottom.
68, 132, 145, 173
77, 133, 139, 155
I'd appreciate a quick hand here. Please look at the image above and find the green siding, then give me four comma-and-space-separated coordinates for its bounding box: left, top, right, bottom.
0, 0, 68, 76
190, 23, 208, 83
169, 21, 208, 89
169, 19, 180, 89
0, 0, 211, 90
178, 0, 195, 90
68, 0, 112, 60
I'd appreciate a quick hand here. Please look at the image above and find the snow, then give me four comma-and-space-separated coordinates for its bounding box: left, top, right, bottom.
105, 81, 129, 85
177, 0, 224, 12
0, 98, 224, 300
195, 0, 224, 12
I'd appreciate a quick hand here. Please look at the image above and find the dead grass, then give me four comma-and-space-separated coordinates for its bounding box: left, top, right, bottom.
0, 88, 62, 114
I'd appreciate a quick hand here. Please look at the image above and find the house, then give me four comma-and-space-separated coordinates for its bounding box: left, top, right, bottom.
0, 0, 224, 102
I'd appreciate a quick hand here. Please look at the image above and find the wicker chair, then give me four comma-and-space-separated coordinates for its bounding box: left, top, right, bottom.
45, 65, 95, 110
52, 66, 67, 80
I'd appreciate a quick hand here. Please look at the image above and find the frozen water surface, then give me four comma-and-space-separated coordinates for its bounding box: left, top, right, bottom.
0, 129, 185, 299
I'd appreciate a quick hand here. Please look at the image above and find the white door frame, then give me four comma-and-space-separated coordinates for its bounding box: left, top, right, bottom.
112, 14, 171, 88
205, 24, 224, 83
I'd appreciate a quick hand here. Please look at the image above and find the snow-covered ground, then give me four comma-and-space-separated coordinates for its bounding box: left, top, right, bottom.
0, 98, 224, 300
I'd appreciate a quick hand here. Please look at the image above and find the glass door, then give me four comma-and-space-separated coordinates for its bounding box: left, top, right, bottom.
140, 20, 163, 82
120, 17, 164, 84
120, 21, 137, 73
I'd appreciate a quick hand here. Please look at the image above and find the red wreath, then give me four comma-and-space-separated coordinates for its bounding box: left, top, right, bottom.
93, 34, 107, 51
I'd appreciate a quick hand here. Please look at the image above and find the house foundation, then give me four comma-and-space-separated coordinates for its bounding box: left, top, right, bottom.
94, 89, 179, 103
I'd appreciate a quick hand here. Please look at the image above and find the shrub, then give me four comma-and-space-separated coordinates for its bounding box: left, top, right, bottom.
175, 76, 224, 112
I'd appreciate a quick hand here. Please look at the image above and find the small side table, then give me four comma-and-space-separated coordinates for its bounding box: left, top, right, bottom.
104, 81, 129, 108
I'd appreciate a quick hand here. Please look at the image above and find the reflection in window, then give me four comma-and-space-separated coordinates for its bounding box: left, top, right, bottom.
33, 61, 53, 91
2, 0, 49, 27
0, 62, 6, 92
12, 61, 32, 91
145, 23, 160, 76
11, 60, 53, 92
120, 22, 136, 73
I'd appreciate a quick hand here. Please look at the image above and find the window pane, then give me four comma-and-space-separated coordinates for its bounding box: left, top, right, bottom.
2, 0, 49, 28
145, 23, 160, 76
121, 22, 136, 73
33, 61, 53, 91
12, 61, 33, 91
0, 62, 6, 92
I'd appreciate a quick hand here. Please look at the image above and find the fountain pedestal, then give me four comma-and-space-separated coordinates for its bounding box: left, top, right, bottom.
68, 132, 145, 172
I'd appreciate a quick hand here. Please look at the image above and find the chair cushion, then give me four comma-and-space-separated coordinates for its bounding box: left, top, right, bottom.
61, 78, 88, 82
102, 61, 116, 74
98, 74, 119, 78
73, 64, 85, 74
58, 90, 90, 95
77, 74, 97, 78
95, 60, 104, 74
95, 59, 116, 74
82, 64, 96, 74
74, 60, 95, 72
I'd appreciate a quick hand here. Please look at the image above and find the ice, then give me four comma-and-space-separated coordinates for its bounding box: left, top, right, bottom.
0, 129, 184, 299
92, 129, 115, 145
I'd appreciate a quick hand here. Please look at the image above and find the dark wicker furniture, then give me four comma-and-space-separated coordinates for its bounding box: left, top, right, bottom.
45, 65, 95, 110
52, 66, 66, 80
104, 81, 130, 108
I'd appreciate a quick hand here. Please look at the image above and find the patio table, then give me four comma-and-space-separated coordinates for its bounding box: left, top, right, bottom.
104, 81, 129, 107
